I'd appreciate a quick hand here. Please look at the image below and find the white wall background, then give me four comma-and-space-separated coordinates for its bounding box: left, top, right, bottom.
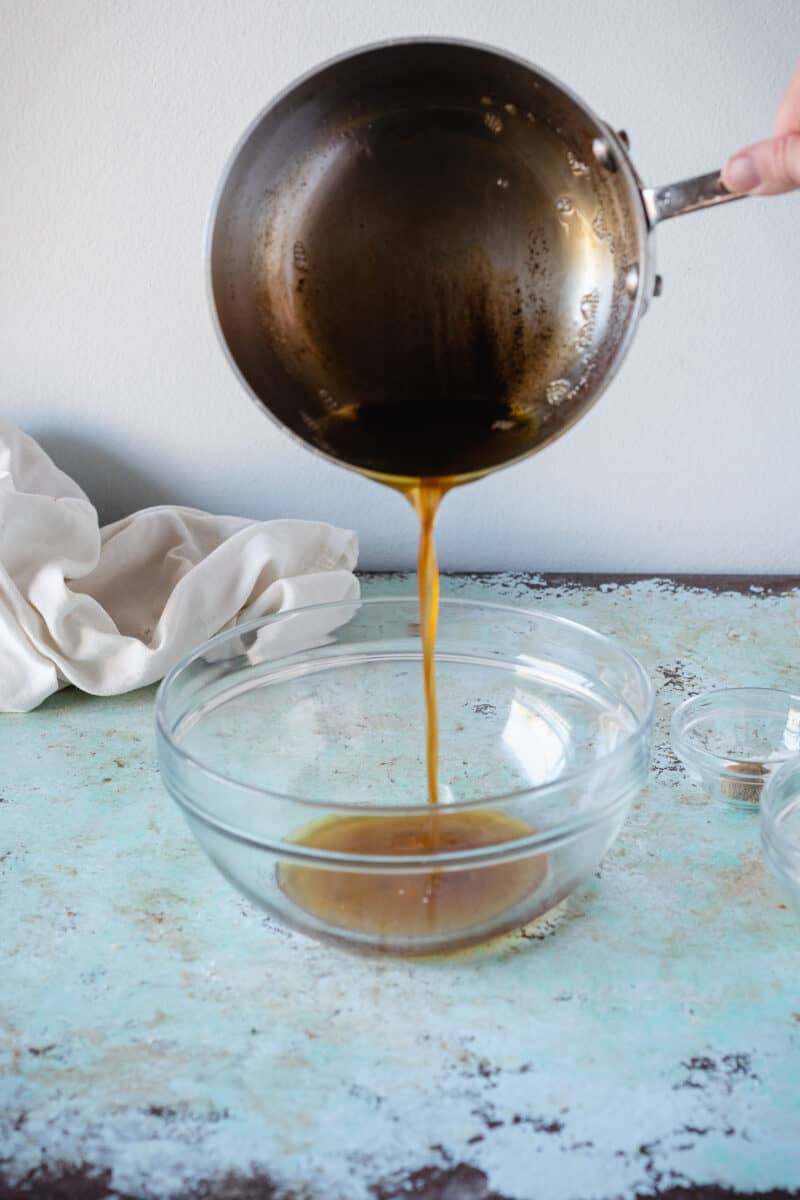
1, 0, 798, 573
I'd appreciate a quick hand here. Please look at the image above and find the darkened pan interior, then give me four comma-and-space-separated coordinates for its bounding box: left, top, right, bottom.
209, 41, 647, 482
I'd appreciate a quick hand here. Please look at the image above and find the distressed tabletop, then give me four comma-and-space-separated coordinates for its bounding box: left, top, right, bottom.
1, 574, 799, 1200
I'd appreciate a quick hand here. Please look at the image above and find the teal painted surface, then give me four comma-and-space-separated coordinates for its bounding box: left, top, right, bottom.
1, 575, 799, 1198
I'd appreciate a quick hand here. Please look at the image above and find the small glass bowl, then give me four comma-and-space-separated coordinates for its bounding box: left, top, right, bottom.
156, 597, 654, 956
761, 756, 800, 912
671, 687, 800, 810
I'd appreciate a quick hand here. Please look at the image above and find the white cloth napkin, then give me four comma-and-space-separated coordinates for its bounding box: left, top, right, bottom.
0, 421, 359, 711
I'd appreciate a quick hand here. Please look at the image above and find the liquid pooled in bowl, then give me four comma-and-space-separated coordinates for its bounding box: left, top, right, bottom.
278, 808, 545, 942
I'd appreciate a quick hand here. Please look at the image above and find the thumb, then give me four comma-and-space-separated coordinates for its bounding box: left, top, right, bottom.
722, 133, 800, 196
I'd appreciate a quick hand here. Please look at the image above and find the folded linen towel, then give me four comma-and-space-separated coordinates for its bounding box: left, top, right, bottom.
0, 421, 359, 711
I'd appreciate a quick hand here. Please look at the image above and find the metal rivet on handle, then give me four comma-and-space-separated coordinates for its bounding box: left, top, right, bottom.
624, 265, 639, 297
616, 129, 630, 149
592, 137, 618, 172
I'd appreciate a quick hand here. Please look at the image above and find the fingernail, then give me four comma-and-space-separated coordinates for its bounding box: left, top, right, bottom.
723, 152, 761, 193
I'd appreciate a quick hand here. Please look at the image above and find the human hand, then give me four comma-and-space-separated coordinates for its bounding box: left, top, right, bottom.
722, 62, 800, 194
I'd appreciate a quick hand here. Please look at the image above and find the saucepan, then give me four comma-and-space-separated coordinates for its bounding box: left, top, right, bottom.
207, 39, 745, 484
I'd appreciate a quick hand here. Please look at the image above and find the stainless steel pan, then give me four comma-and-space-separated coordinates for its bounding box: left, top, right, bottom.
208, 39, 744, 484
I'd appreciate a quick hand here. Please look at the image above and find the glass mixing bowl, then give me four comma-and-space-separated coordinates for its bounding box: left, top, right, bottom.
671, 687, 800, 810
156, 597, 654, 955
761, 756, 800, 913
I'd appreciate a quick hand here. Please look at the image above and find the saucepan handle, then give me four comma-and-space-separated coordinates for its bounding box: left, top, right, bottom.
641, 170, 748, 224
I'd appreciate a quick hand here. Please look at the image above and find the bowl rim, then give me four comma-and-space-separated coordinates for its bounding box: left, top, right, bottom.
670, 686, 800, 782
155, 594, 655, 820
